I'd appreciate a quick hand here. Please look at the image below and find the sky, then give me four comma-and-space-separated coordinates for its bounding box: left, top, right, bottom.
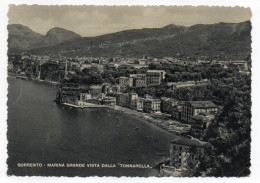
8, 5, 252, 37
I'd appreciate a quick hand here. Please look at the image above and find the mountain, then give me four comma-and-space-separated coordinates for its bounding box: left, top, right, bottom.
10, 21, 251, 60
8, 24, 43, 51
8, 24, 81, 53
39, 27, 81, 47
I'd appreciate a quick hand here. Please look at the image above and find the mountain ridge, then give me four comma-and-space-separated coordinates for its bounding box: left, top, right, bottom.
8, 24, 81, 52
8, 21, 251, 61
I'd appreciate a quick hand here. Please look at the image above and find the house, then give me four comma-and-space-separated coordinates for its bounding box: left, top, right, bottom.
169, 138, 207, 169
190, 113, 216, 139
80, 93, 92, 101
181, 101, 218, 123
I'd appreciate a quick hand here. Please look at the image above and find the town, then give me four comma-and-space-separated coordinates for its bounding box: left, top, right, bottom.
8, 52, 251, 176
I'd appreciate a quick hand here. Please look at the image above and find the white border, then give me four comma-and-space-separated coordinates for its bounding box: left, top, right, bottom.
1, 1, 260, 183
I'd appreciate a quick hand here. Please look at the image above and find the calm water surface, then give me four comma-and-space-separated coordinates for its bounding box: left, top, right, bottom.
7, 77, 178, 176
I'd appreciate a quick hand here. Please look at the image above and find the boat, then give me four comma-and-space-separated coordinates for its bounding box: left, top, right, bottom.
92, 110, 95, 112
115, 117, 119, 119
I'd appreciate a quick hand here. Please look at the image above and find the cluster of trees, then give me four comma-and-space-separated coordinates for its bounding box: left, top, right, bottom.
186, 74, 251, 177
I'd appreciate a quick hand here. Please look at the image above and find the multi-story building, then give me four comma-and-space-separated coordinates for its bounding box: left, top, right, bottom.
190, 113, 216, 139
146, 70, 166, 79
146, 72, 162, 87
143, 98, 161, 113
135, 74, 147, 88
171, 105, 182, 121
117, 93, 129, 107
128, 93, 138, 107
129, 74, 147, 88
181, 101, 218, 123
169, 138, 207, 169
161, 97, 178, 114
119, 77, 133, 88
102, 97, 116, 106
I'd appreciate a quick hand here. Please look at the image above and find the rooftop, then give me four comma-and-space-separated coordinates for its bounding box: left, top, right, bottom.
147, 70, 165, 73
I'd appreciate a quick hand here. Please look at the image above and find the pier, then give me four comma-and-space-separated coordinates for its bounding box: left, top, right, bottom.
62, 102, 109, 108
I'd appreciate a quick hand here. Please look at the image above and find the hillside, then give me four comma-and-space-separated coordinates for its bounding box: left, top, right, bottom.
8, 24, 43, 50
10, 21, 251, 60
8, 24, 81, 53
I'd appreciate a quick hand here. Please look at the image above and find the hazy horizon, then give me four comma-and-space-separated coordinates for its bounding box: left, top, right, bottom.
8, 5, 252, 37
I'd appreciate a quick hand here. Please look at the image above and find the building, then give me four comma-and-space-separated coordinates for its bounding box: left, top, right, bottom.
102, 97, 116, 106
135, 74, 147, 88
146, 72, 162, 87
143, 98, 161, 113
169, 138, 207, 169
119, 77, 133, 88
171, 105, 182, 121
88, 85, 103, 96
147, 70, 166, 79
80, 93, 91, 101
80, 63, 92, 71
190, 113, 216, 139
116, 93, 129, 107
181, 101, 218, 123
129, 74, 147, 88
128, 93, 138, 107
130, 98, 144, 111
161, 97, 178, 114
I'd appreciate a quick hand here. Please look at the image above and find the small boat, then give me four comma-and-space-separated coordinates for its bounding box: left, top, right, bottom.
92, 110, 95, 112
115, 117, 119, 119
116, 125, 120, 127
134, 127, 139, 130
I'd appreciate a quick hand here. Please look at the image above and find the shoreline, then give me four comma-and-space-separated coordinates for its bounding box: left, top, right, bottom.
10, 73, 187, 138
106, 105, 186, 138
8, 73, 60, 86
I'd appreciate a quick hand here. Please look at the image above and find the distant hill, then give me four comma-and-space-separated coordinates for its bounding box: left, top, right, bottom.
39, 27, 81, 47
8, 24, 43, 51
9, 21, 251, 60
8, 24, 81, 54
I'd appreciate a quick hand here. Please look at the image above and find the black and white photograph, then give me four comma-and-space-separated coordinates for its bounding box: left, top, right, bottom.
1, 2, 257, 179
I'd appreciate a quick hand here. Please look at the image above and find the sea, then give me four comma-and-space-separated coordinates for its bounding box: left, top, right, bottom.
7, 77, 178, 177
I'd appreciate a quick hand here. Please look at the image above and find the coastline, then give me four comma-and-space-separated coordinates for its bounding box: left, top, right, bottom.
107, 105, 185, 138
8, 73, 60, 86
9, 73, 186, 138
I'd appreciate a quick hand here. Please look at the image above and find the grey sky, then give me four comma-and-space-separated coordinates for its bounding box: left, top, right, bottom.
8, 5, 252, 37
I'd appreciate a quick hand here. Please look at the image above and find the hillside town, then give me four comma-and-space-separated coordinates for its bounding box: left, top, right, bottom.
8, 51, 250, 176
